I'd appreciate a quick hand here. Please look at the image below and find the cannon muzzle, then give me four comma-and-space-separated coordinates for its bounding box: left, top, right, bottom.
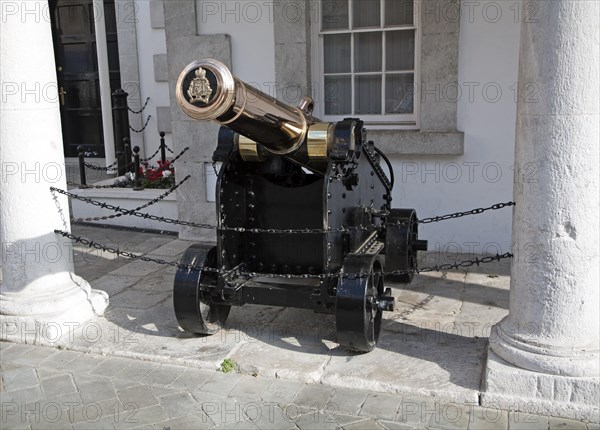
176, 59, 322, 157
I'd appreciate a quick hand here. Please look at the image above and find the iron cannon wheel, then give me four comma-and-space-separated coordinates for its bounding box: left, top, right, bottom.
335, 257, 384, 352
173, 244, 231, 334
386, 209, 419, 283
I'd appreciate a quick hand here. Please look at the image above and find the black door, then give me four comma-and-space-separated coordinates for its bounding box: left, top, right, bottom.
49, 0, 121, 158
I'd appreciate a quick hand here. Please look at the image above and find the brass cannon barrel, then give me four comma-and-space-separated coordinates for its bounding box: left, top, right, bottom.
176, 59, 315, 156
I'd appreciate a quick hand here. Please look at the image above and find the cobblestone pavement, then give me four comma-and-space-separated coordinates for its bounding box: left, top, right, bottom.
2, 341, 595, 430
1, 225, 597, 429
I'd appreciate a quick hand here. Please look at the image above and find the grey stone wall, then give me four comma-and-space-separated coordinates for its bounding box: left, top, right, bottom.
164, 1, 232, 241
273, 0, 312, 104
420, 0, 460, 132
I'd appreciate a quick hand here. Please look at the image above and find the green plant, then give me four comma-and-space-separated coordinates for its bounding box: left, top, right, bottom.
220, 358, 236, 373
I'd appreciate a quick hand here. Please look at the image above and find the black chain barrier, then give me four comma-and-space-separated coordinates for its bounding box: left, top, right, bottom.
51, 186, 515, 235
54, 229, 512, 279
140, 145, 190, 164
128, 97, 150, 114
81, 146, 188, 174
83, 160, 119, 172
55, 183, 357, 232
67, 182, 121, 189
140, 146, 162, 163
130, 115, 152, 133
168, 147, 189, 164
51, 175, 191, 223
82, 150, 131, 172
142, 146, 189, 166
165, 144, 174, 154
417, 202, 515, 224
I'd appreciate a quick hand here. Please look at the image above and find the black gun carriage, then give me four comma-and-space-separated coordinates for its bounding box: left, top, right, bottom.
173, 59, 427, 352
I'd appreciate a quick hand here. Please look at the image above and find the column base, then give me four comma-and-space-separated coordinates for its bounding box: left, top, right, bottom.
491, 318, 600, 377
0, 273, 109, 345
482, 349, 600, 423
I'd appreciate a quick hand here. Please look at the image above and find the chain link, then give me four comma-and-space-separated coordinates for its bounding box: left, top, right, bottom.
128, 97, 150, 114
168, 147, 189, 164
165, 144, 175, 154
139, 144, 186, 164
140, 146, 161, 163
82, 145, 187, 175
53, 185, 515, 235
104, 159, 119, 169
51, 175, 191, 223
83, 161, 118, 172
67, 182, 122, 189
54, 230, 221, 274
54, 230, 513, 279
83, 152, 129, 172
417, 202, 515, 224
130, 115, 152, 133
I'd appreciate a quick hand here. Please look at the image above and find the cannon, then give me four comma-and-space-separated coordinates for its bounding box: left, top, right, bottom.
173, 59, 427, 352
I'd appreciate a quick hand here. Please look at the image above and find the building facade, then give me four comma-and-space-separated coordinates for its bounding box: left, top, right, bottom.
48, 0, 520, 251
1, 0, 598, 421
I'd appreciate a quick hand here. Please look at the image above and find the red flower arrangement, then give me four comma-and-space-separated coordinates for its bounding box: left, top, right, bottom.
139, 160, 175, 188
114, 159, 176, 189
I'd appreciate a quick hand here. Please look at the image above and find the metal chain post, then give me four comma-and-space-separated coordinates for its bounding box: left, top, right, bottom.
160, 131, 166, 164
123, 137, 132, 173
133, 146, 144, 191
77, 145, 87, 188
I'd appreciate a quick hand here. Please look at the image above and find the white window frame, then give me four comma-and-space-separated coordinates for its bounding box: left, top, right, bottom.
311, 0, 421, 129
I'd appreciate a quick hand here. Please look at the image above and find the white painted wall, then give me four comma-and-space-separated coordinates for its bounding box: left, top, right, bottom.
389, 2, 521, 254
134, 1, 172, 157
196, 0, 276, 91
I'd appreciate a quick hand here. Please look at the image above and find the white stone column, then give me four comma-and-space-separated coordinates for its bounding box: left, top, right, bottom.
0, 0, 109, 343
93, 0, 117, 169
483, 0, 599, 421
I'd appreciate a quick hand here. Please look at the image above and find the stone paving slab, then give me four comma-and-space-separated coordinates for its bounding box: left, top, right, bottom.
1, 341, 598, 429
65, 240, 498, 404
1, 225, 598, 429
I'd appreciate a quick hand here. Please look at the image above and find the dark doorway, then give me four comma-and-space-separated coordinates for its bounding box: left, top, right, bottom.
49, 0, 121, 158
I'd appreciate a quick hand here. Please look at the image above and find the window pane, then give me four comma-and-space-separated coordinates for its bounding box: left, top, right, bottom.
353, 0, 380, 29
386, 73, 414, 114
355, 75, 382, 114
386, 30, 414, 71
63, 44, 93, 73
57, 4, 91, 35
322, 0, 349, 30
385, 0, 413, 26
325, 76, 351, 115
354, 32, 382, 72
324, 34, 351, 73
